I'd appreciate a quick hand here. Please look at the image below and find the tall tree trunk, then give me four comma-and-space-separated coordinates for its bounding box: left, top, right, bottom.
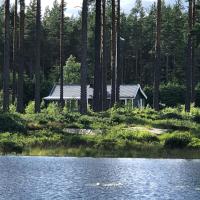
12, 0, 17, 104
35, 0, 41, 113
185, 0, 193, 112
102, 0, 107, 110
191, 0, 196, 103
139, 49, 143, 85
3, 0, 10, 112
60, 0, 64, 108
153, 0, 161, 111
17, 0, 25, 113
166, 54, 169, 82
135, 53, 138, 82
93, 0, 102, 112
110, 0, 116, 107
80, 0, 88, 114
116, 0, 120, 102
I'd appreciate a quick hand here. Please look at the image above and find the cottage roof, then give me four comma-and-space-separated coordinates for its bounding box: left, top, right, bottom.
44, 84, 147, 100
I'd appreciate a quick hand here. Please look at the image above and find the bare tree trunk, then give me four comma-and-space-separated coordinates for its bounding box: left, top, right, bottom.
60, 0, 64, 108
102, 0, 109, 110
116, 0, 120, 103
139, 17, 144, 86
102, 0, 107, 111
93, 0, 102, 112
191, 0, 196, 103
153, 0, 161, 111
135, 53, 138, 82
35, 0, 41, 113
111, 0, 116, 107
185, 0, 193, 112
3, 0, 10, 112
12, 0, 17, 104
139, 49, 143, 85
17, 0, 25, 113
80, 0, 88, 114
166, 54, 169, 82
99, 0, 103, 111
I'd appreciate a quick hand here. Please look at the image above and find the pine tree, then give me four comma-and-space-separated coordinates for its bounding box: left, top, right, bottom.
17, 0, 25, 113
3, 0, 10, 112
35, 0, 41, 113
153, 0, 161, 111
60, 0, 65, 108
102, 0, 107, 110
12, 0, 17, 104
80, 0, 88, 114
93, 0, 102, 112
191, 0, 196, 102
185, 0, 193, 112
111, 0, 117, 107
42, 1, 60, 76
116, 0, 120, 102
25, 0, 37, 78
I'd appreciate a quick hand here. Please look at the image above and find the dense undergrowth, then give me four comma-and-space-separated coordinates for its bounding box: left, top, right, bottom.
0, 102, 200, 158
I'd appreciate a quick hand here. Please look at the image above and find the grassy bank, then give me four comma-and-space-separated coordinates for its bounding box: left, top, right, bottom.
1, 103, 200, 158
22, 147, 200, 159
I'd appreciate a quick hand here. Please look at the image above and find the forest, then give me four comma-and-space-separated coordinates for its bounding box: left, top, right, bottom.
1, 0, 200, 157
0, 0, 200, 112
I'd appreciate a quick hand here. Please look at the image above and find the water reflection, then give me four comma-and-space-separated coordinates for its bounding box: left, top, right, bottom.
0, 157, 200, 200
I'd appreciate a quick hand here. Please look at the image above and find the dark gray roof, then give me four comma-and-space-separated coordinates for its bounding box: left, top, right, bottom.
44, 84, 147, 100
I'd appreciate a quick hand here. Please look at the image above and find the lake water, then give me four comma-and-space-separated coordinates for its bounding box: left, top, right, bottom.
0, 157, 200, 200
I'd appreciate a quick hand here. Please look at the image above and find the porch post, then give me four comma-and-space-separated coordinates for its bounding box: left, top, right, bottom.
87, 98, 89, 108
70, 100, 72, 111
125, 99, 127, 106
132, 99, 134, 109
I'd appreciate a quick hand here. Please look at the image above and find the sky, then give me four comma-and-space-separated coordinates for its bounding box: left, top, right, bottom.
1, 0, 180, 17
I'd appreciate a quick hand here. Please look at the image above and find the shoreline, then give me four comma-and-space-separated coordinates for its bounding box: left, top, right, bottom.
1, 146, 200, 159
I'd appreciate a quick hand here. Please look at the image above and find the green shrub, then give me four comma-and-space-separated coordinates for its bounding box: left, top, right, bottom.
190, 107, 200, 123
65, 123, 83, 129
144, 83, 185, 107
154, 119, 193, 131
123, 116, 135, 124
0, 140, 24, 154
96, 138, 117, 150
78, 115, 93, 129
108, 126, 159, 143
160, 108, 183, 120
65, 135, 95, 147
25, 101, 35, 114
9, 104, 17, 113
27, 122, 44, 130
63, 112, 81, 123
188, 138, 200, 149
119, 130, 159, 143
193, 115, 200, 123
160, 112, 183, 120
164, 132, 192, 149
45, 102, 60, 116
0, 114, 27, 133
110, 113, 126, 123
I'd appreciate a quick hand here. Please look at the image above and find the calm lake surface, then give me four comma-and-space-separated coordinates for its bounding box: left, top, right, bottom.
0, 157, 200, 200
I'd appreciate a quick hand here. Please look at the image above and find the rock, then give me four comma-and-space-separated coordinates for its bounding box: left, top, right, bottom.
63, 128, 102, 135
